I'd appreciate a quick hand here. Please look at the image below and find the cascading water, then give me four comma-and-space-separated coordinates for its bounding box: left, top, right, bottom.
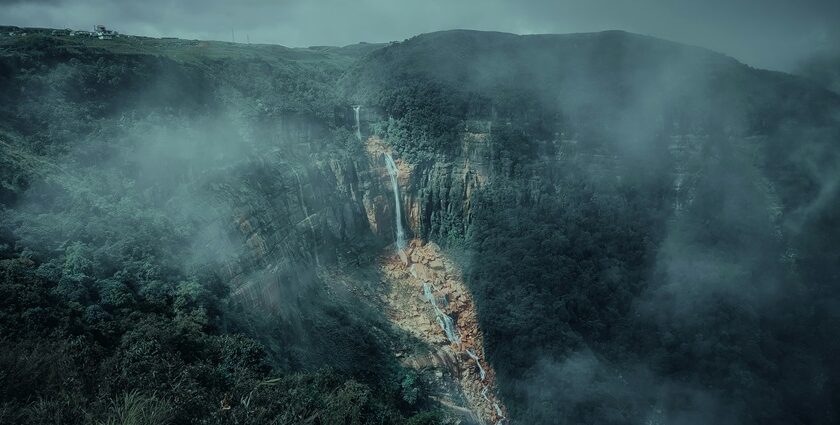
423, 281, 461, 344
401, 241, 505, 423
353, 105, 362, 141
481, 386, 491, 402
495, 403, 505, 423
384, 153, 407, 252
291, 167, 320, 268
466, 349, 486, 381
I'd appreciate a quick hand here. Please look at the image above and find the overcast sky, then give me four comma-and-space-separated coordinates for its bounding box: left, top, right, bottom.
2, 0, 839, 70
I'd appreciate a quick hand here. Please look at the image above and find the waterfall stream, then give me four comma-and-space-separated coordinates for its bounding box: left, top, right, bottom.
291, 167, 320, 267
494, 403, 505, 421
466, 349, 486, 381
422, 281, 461, 344
353, 105, 362, 141
384, 153, 407, 252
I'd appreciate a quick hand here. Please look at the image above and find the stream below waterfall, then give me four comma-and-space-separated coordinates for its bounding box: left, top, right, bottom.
422, 281, 461, 344
353, 105, 362, 141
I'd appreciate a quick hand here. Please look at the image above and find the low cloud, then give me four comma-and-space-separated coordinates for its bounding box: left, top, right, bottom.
521, 350, 739, 424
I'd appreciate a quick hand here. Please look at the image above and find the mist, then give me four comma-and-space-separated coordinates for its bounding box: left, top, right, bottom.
334, 28, 840, 423
2, 3, 840, 424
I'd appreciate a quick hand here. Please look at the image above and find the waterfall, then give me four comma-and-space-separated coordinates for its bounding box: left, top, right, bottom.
481, 386, 491, 402
494, 403, 505, 423
423, 281, 461, 344
353, 105, 362, 141
291, 167, 320, 267
466, 349, 486, 381
384, 153, 407, 252
494, 398, 506, 424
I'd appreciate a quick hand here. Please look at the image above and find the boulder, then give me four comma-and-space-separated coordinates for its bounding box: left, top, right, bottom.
410, 263, 435, 281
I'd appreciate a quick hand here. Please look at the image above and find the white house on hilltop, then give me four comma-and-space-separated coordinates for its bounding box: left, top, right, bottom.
93, 25, 118, 40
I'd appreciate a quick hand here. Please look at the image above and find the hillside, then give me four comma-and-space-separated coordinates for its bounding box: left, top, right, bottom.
347, 29, 840, 424
1, 27, 840, 424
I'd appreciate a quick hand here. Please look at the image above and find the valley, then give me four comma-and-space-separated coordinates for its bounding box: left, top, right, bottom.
1, 26, 840, 424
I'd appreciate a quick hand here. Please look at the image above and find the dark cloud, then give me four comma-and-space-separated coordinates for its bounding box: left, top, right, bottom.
2, 0, 839, 69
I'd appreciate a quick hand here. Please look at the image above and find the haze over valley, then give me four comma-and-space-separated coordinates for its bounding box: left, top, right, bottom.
1, 3, 840, 424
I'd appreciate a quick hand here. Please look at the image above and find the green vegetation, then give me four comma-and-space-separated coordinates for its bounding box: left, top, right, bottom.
0, 30, 442, 424
3, 27, 840, 425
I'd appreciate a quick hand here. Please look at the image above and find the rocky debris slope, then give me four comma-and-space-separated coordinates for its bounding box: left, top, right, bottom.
381, 239, 506, 424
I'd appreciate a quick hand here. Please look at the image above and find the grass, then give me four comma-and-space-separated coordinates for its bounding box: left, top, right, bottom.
99, 391, 173, 425
0, 29, 362, 67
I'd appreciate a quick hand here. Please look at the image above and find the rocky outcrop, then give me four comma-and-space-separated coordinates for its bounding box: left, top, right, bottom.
364, 133, 488, 244
382, 239, 507, 424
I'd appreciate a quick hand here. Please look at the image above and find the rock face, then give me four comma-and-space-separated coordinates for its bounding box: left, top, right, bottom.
224, 152, 376, 281
218, 109, 506, 421
345, 133, 505, 421
408, 131, 490, 243
364, 134, 487, 245
382, 239, 507, 424
224, 118, 490, 283
221, 116, 399, 291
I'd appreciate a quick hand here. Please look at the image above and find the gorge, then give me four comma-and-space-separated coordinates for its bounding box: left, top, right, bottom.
1, 26, 840, 425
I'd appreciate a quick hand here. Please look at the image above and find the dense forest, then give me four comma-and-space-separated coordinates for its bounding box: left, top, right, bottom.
2, 27, 840, 425
0, 30, 440, 424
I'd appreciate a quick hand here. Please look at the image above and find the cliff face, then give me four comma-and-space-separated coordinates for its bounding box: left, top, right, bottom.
211, 102, 510, 419
357, 132, 487, 243
404, 133, 489, 242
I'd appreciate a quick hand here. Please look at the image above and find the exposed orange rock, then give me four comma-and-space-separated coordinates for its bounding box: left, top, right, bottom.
382, 238, 507, 424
